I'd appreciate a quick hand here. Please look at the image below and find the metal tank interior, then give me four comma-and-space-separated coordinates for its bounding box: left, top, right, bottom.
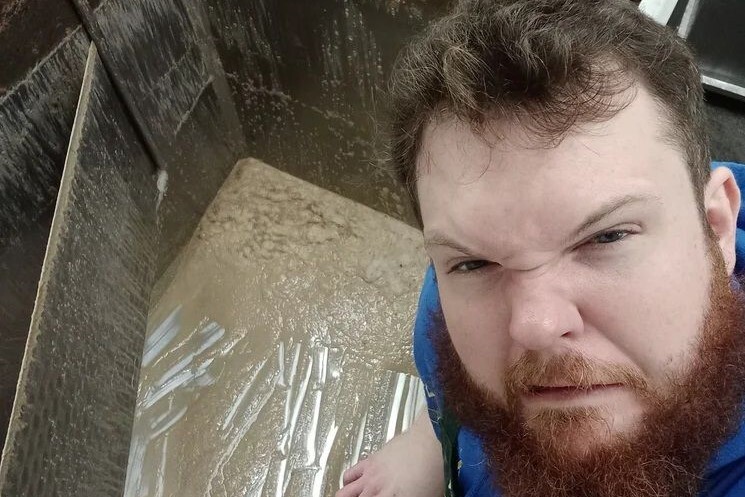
1, 1, 744, 496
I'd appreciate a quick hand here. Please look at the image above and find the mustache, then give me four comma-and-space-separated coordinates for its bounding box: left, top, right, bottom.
505, 352, 650, 400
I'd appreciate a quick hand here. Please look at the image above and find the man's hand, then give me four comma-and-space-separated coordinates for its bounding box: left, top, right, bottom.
336, 410, 444, 497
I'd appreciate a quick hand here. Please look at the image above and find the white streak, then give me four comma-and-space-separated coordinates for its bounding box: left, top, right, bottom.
638, 0, 678, 24
386, 373, 406, 442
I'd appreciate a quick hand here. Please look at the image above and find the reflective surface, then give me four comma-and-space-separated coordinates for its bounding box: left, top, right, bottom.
125, 159, 427, 497
0, 45, 158, 497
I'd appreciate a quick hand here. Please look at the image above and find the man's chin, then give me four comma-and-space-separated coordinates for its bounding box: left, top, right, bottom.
520, 393, 649, 453
523, 408, 638, 466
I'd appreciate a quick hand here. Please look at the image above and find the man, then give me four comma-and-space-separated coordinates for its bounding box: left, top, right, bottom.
337, 1, 745, 496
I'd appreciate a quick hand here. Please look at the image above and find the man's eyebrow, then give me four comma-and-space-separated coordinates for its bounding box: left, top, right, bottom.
423, 231, 476, 255
423, 193, 661, 253
424, 194, 660, 255
570, 193, 662, 240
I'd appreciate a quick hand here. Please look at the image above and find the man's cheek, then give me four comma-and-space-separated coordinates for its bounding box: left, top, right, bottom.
605, 274, 703, 380
450, 325, 510, 396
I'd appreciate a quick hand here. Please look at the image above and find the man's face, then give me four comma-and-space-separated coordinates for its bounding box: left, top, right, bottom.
417, 85, 742, 484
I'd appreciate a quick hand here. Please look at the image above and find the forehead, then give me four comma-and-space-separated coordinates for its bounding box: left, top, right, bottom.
416, 87, 692, 239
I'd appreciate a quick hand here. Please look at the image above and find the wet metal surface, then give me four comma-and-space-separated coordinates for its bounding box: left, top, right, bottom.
76, 0, 247, 272
0, 45, 158, 496
0, 210, 54, 451
202, 0, 449, 227
0, 28, 90, 447
0, 0, 82, 92
0, 27, 89, 249
125, 159, 427, 497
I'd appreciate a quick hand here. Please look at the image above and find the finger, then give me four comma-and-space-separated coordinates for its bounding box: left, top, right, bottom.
343, 460, 367, 485
336, 476, 365, 497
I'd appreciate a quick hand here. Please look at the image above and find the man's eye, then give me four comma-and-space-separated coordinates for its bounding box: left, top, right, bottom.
590, 230, 630, 244
450, 260, 489, 273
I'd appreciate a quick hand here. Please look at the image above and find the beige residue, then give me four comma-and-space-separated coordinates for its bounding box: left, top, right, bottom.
125, 158, 428, 497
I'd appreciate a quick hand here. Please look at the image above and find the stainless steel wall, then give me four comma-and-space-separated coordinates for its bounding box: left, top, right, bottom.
0, 0, 248, 493
0, 0, 90, 450
0, 45, 158, 497
199, 0, 447, 227
0, 2, 449, 494
69, 0, 248, 271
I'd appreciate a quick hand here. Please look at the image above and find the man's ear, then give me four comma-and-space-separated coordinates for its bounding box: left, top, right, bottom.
705, 166, 741, 274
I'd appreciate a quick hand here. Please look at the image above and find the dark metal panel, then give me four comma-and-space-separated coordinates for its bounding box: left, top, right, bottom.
0, 0, 82, 93
654, 0, 745, 161
72, 0, 248, 272
0, 211, 54, 455
706, 91, 745, 164
684, 0, 745, 100
202, 0, 448, 227
0, 28, 89, 248
0, 44, 158, 497
0, 29, 90, 448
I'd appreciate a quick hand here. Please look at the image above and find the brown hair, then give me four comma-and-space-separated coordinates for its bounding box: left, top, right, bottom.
387, 0, 710, 226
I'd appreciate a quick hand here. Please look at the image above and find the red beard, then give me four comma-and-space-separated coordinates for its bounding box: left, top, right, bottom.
434, 249, 745, 497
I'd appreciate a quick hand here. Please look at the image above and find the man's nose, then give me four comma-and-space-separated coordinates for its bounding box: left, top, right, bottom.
506, 276, 584, 351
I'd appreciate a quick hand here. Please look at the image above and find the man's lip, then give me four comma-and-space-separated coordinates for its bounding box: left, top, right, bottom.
526, 383, 624, 395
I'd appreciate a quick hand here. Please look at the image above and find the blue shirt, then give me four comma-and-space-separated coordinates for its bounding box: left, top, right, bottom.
412, 161, 745, 497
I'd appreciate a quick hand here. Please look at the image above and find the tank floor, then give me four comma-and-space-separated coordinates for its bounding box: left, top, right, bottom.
124, 158, 427, 497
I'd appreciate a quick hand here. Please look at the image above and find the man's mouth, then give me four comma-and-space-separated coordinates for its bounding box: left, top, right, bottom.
525, 383, 624, 400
